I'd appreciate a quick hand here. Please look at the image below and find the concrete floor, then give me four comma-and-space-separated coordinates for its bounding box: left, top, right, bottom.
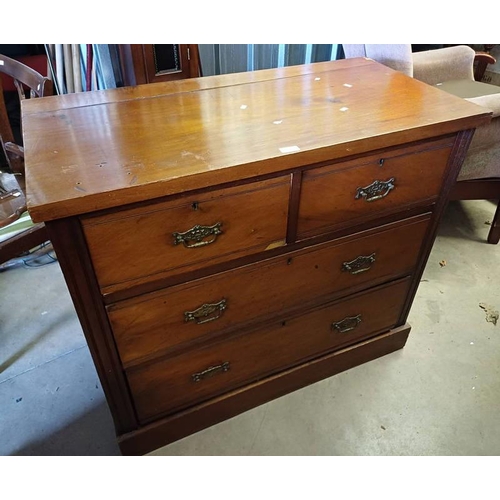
1, 200, 499, 456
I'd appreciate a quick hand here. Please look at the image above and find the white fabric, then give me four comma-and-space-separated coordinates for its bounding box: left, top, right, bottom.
413, 46, 475, 85
342, 44, 413, 76
342, 45, 367, 59
364, 44, 413, 77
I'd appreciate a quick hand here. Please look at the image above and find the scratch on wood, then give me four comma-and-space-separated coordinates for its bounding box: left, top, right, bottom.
123, 161, 145, 170
181, 150, 207, 162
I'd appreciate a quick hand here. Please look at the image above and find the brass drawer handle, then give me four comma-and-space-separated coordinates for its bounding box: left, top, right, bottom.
192, 361, 230, 382
184, 298, 227, 325
332, 314, 362, 333
355, 178, 395, 202
342, 253, 376, 275
173, 222, 223, 248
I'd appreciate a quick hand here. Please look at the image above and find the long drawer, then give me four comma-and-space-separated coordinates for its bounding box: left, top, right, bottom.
108, 214, 430, 366
297, 138, 453, 239
126, 278, 411, 422
82, 177, 290, 292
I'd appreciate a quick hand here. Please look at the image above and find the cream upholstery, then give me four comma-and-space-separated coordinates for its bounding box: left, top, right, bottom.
466, 94, 500, 118
413, 46, 475, 84
459, 118, 500, 180
343, 44, 500, 182
343, 44, 413, 77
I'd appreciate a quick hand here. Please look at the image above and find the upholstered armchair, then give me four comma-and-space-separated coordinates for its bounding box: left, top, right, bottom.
343, 44, 500, 244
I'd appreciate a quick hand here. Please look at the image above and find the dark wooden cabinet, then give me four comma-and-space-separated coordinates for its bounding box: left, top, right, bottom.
120, 44, 201, 86
22, 59, 490, 455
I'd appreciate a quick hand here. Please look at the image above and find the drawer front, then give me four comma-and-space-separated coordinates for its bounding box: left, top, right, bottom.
127, 278, 411, 422
82, 178, 290, 290
109, 215, 430, 366
297, 139, 452, 239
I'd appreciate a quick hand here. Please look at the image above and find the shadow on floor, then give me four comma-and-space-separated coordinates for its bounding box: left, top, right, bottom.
437, 200, 494, 243
0, 311, 76, 376
12, 403, 122, 456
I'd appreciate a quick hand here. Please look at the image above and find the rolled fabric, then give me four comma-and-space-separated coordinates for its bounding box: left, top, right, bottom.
72, 44, 82, 92
86, 44, 93, 91
55, 44, 65, 94
63, 44, 74, 93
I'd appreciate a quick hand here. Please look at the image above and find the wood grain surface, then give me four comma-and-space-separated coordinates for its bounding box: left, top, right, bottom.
118, 323, 412, 455
83, 177, 289, 289
126, 278, 411, 422
23, 58, 490, 222
108, 214, 430, 366
297, 138, 452, 238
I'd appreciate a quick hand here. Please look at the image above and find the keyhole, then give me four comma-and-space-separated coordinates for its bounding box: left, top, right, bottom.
379, 158, 385, 167
192, 202, 199, 211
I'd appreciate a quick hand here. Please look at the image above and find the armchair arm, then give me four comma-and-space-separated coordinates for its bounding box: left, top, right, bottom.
466, 94, 500, 118
475, 52, 497, 65
413, 45, 475, 85
474, 52, 497, 81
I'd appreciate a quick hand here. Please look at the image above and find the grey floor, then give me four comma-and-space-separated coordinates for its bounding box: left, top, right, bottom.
1, 200, 499, 456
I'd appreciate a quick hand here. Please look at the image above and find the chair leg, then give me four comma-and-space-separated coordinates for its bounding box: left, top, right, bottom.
487, 200, 500, 244
0, 223, 48, 264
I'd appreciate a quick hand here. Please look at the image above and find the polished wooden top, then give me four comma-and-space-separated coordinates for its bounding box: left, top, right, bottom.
23, 58, 490, 222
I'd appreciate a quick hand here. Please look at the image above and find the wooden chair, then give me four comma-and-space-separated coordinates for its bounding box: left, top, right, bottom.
0, 54, 51, 264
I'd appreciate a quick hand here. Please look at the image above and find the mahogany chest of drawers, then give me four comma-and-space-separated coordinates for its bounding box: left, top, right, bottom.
23, 58, 489, 454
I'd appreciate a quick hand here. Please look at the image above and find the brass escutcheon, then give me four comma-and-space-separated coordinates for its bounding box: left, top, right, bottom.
184, 298, 227, 325
173, 222, 223, 248
332, 314, 362, 333
355, 178, 395, 202
192, 362, 230, 382
342, 253, 376, 274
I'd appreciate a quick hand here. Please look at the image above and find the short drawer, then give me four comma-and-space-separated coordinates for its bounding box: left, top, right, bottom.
82, 177, 290, 291
126, 278, 411, 422
297, 138, 453, 239
109, 214, 430, 366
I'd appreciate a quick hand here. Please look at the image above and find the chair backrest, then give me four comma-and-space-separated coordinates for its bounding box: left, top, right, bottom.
0, 54, 51, 172
0, 71, 14, 144
0, 54, 51, 101
342, 44, 414, 77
